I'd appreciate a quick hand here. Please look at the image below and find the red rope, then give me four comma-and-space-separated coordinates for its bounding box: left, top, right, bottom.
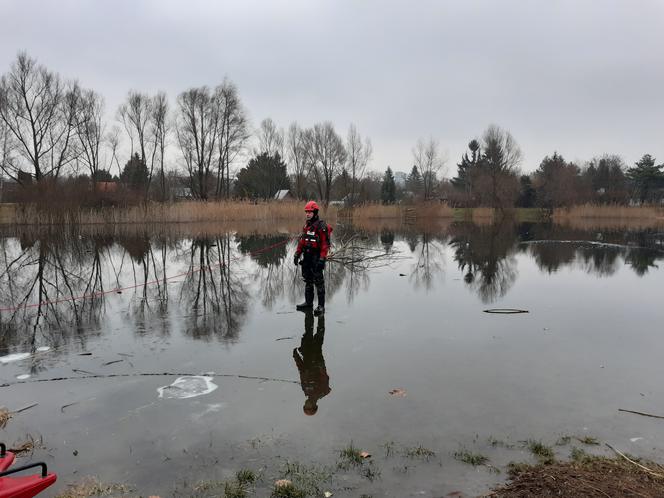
0, 236, 295, 313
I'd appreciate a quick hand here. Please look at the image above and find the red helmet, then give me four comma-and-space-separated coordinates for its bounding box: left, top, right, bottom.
304, 201, 319, 212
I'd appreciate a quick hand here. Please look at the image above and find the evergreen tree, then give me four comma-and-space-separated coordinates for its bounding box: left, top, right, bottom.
405, 164, 423, 196
451, 139, 481, 191
582, 154, 628, 202
120, 153, 149, 189
626, 154, 663, 203
234, 152, 290, 199
517, 175, 536, 207
93, 169, 114, 182
381, 166, 396, 204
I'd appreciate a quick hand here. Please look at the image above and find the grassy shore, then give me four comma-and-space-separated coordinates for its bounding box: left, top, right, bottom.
2, 201, 664, 227
553, 204, 664, 221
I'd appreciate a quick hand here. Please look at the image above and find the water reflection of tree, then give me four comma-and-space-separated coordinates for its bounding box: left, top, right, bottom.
622, 230, 664, 276
626, 248, 661, 276
577, 246, 621, 277
117, 234, 172, 335
409, 232, 446, 291
236, 233, 288, 310
449, 222, 518, 303
180, 235, 249, 341
524, 225, 664, 277
0, 233, 109, 357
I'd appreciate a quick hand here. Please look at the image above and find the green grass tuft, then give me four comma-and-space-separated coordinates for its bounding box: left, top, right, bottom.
271, 482, 306, 498
338, 441, 364, 466
527, 440, 555, 464
555, 435, 572, 446
403, 444, 436, 460
454, 449, 489, 466
576, 435, 600, 445
224, 481, 247, 498
235, 469, 257, 486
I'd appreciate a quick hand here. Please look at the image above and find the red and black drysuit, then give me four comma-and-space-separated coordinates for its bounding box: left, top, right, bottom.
293, 312, 330, 413
294, 215, 329, 307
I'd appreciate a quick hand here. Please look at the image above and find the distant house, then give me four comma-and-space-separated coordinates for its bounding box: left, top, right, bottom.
341, 192, 361, 206
173, 187, 193, 200
273, 189, 293, 201
95, 181, 118, 193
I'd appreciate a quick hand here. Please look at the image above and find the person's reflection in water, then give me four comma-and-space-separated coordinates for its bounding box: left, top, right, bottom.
293, 310, 330, 416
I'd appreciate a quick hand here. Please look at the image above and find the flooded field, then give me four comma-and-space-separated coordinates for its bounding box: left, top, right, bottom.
1, 221, 664, 497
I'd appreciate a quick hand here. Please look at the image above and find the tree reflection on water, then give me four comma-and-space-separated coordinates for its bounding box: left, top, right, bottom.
181, 235, 249, 341
449, 221, 518, 303
0, 224, 662, 353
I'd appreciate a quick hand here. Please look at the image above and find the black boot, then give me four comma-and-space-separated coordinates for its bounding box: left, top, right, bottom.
313, 304, 325, 315
296, 283, 314, 310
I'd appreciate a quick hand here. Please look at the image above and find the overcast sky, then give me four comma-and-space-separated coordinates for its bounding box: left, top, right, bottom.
2, 0, 663, 175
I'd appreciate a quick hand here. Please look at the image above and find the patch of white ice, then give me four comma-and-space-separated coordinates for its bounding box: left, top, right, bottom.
16, 374, 31, 380
0, 353, 31, 364
157, 376, 218, 400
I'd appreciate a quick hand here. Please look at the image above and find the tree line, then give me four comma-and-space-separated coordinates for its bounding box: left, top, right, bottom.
378, 125, 664, 207
1, 52, 662, 208
447, 127, 664, 208
0, 52, 374, 206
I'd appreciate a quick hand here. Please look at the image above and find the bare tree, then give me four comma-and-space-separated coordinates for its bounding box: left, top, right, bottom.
0, 117, 16, 178
345, 124, 372, 205
150, 92, 169, 200
255, 117, 284, 158
74, 88, 105, 183
286, 122, 309, 199
215, 79, 249, 198
105, 125, 122, 177
309, 122, 346, 206
412, 137, 445, 200
0, 52, 79, 183
175, 86, 220, 200
118, 91, 156, 192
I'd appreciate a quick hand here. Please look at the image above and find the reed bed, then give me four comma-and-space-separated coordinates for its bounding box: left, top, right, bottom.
11, 201, 661, 230
342, 202, 454, 220
470, 207, 496, 220
10, 201, 338, 226
338, 216, 454, 234
553, 205, 664, 229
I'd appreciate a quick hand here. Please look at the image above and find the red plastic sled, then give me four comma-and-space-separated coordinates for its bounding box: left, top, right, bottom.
0, 457, 56, 498
0, 444, 15, 473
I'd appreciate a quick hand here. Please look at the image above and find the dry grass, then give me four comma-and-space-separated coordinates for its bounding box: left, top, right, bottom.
54, 477, 132, 497
9, 434, 45, 456
0, 203, 16, 224
494, 456, 664, 497
8, 201, 338, 226
347, 203, 404, 219
553, 204, 664, 223
0, 408, 11, 429
469, 207, 495, 220
343, 202, 454, 220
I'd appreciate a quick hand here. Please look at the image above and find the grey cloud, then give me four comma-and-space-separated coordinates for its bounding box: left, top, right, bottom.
1, 0, 662, 173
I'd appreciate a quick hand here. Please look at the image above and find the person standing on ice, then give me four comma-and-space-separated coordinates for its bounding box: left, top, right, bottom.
293, 201, 330, 315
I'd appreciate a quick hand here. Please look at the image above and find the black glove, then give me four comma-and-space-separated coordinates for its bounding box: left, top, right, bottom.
293, 254, 300, 266
316, 258, 326, 271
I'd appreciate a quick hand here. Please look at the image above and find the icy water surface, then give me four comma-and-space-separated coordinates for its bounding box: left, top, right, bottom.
1, 221, 664, 497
